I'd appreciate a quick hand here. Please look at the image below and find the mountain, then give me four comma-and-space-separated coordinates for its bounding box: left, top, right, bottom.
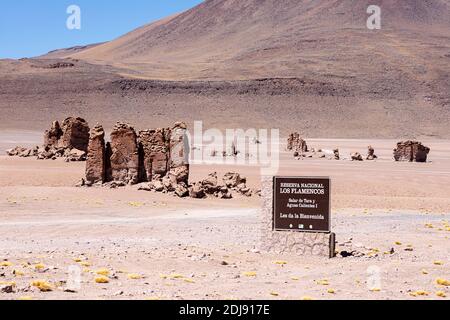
38, 43, 104, 59
71, 0, 450, 81
1, 0, 449, 138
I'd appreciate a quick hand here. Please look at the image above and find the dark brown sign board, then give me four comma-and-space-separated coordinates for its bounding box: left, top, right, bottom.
273, 176, 331, 233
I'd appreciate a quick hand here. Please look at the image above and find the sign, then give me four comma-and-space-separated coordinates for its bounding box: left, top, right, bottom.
273, 176, 330, 233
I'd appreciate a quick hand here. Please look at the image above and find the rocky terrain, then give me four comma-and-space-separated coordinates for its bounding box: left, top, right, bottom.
0, 136, 449, 300
0, 0, 449, 301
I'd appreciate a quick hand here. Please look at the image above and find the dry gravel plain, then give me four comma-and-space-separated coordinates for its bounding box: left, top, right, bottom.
0, 133, 449, 300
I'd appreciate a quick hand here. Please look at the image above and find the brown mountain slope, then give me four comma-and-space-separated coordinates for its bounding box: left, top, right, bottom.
1, 0, 449, 138
71, 0, 450, 81
38, 43, 104, 59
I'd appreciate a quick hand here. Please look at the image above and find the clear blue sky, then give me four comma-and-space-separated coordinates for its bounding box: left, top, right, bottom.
0, 0, 203, 59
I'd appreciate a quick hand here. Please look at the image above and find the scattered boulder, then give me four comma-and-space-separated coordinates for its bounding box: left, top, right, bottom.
168, 166, 189, 186
366, 146, 377, 160
189, 182, 206, 199
151, 179, 165, 192
223, 172, 246, 188
0, 285, 15, 294
351, 152, 363, 161
6, 146, 39, 157
104, 181, 126, 189
333, 149, 340, 160
37, 149, 56, 160
394, 141, 430, 162
175, 183, 189, 198
237, 183, 253, 197
110, 122, 139, 185
219, 187, 233, 199
65, 148, 86, 162
202, 172, 220, 194
162, 175, 176, 192
85, 124, 106, 185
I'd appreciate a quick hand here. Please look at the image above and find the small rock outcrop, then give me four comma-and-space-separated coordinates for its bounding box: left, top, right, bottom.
7, 117, 90, 161
223, 172, 246, 189
351, 152, 363, 161
189, 182, 206, 199
202, 172, 220, 195
6, 146, 40, 157
85, 124, 106, 185
366, 146, 377, 160
82, 121, 199, 198
394, 141, 430, 163
44, 121, 63, 149
138, 129, 170, 182
110, 122, 139, 185
58, 117, 90, 152
169, 122, 190, 185
287, 132, 308, 153
222, 172, 252, 197
333, 149, 340, 160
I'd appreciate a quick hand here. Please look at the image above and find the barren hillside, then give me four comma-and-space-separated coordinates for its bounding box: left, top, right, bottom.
72, 0, 450, 81
1, 0, 449, 138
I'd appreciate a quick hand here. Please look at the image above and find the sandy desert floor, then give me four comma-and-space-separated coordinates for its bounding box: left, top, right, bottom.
0, 132, 449, 300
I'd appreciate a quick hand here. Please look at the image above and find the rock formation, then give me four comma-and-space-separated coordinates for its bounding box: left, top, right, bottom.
287, 132, 308, 153
44, 121, 63, 149
168, 122, 190, 185
186, 172, 252, 199
223, 172, 252, 197
109, 122, 139, 185
6, 146, 40, 157
85, 124, 106, 185
366, 146, 377, 160
394, 141, 430, 162
333, 149, 340, 160
351, 152, 363, 161
138, 129, 170, 181
58, 117, 90, 152
7, 117, 89, 161
7, 117, 260, 201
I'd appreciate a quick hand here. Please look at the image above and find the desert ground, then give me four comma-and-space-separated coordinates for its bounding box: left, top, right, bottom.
0, 132, 448, 300
0, 0, 449, 302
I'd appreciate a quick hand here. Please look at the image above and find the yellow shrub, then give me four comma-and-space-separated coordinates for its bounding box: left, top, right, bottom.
127, 273, 142, 280
95, 268, 110, 276
31, 280, 52, 292
94, 276, 109, 284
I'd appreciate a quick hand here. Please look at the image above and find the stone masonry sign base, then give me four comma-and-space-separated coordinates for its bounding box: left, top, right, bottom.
260, 176, 336, 258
